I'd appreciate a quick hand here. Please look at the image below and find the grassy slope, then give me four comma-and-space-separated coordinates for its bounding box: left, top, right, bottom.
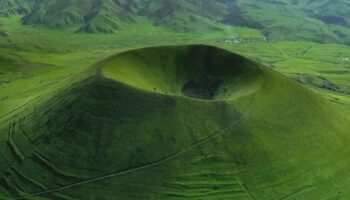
141, 0, 229, 32
102, 45, 262, 99
0, 45, 350, 200
1, 15, 349, 113
0, 0, 33, 17
15, 0, 350, 43
0, 16, 350, 199
222, 0, 350, 44
22, 0, 144, 33
221, 40, 350, 107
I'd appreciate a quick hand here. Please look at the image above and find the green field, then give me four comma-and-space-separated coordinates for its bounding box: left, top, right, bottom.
1, 9, 350, 200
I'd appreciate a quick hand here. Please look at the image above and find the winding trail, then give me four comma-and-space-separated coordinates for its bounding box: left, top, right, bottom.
0, 98, 256, 200
0, 72, 81, 125
4, 131, 224, 199
270, 44, 289, 59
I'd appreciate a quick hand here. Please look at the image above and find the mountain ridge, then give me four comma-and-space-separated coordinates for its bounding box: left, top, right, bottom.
2, 0, 350, 44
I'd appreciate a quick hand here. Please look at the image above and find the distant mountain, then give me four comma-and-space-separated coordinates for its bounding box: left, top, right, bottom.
139, 0, 230, 31
1, 0, 350, 44
0, 0, 34, 17
21, 0, 231, 33
223, 0, 350, 43
22, 0, 142, 33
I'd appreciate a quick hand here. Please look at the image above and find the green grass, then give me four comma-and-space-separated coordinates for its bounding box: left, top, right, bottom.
0, 44, 350, 199
102, 45, 262, 100
0, 15, 350, 200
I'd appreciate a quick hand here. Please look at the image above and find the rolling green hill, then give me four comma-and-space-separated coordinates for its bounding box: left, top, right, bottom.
0, 0, 34, 17
3, 0, 350, 43
20, 0, 231, 33
0, 45, 350, 199
139, 0, 230, 32
22, 0, 143, 33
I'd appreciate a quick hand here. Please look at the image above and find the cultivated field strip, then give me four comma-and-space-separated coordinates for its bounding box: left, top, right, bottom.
162, 174, 251, 199
0, 71, 93, 126
0, 116, 87, 199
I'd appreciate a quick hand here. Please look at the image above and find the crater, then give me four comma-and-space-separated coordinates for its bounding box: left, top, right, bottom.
182, 76, 221, 100
101, 45, 263, 100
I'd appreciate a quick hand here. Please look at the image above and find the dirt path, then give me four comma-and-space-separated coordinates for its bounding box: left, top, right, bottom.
5, 131, 225, 199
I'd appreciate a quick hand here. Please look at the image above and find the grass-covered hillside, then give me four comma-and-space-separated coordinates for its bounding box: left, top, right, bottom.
0, 45, 350, 199
22, 0, 144, 33
2, 0, 350, 43
1, 1, 350, 199
0, 0, 34, 17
